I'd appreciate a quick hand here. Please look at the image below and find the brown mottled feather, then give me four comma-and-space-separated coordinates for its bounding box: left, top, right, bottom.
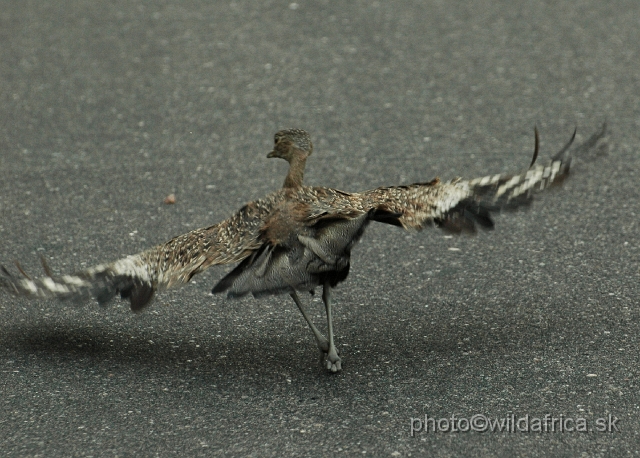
1, 125, 607, 313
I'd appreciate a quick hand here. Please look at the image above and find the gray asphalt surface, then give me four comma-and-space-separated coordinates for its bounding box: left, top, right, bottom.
1, 1, 639, 456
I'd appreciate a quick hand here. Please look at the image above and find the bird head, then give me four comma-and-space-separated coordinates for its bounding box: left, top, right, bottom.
267, 129, 313, 162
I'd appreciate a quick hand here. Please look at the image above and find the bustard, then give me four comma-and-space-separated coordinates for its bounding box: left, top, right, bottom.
1, 125, 607, 372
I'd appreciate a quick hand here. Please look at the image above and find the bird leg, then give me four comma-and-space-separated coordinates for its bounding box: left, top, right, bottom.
322, 281, 342, 373
289, 291, 330, 354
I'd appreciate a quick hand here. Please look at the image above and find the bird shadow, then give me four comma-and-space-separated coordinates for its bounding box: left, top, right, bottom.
2, 322, 279, 365
0, 309, 569, 381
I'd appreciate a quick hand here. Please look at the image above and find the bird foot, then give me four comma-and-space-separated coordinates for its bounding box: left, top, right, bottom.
324, 346, 342, 373
313, 338, 338, 371
315, 339, 342, 372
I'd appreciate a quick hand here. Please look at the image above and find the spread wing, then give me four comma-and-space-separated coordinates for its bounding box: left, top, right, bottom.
356, 123, 607, 233
0, 193, 282, 311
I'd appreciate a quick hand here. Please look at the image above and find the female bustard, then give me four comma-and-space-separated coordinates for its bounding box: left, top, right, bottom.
1, 126, 607, 372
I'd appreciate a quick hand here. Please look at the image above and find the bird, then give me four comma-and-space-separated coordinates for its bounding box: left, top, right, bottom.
1, 124, 607, 372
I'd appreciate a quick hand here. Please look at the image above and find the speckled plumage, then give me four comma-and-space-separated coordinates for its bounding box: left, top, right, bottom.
1, 125, 607, 372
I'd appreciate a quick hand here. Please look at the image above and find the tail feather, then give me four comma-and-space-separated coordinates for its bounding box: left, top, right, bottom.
213, 212, 372, 297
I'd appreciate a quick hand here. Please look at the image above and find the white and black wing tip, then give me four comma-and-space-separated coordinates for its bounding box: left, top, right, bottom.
434, 124, 607, 234
0, 255, 156, 312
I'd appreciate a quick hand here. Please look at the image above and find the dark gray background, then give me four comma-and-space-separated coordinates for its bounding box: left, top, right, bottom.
1, 0, 638, 456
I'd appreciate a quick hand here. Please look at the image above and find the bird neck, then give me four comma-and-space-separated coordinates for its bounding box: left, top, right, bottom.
282, 153, 307, 188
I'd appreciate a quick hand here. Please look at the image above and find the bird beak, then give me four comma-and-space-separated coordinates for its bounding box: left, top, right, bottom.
267, 150, 275, 158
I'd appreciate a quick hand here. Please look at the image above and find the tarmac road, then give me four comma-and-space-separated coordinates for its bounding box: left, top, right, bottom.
1, 1, 639, 456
